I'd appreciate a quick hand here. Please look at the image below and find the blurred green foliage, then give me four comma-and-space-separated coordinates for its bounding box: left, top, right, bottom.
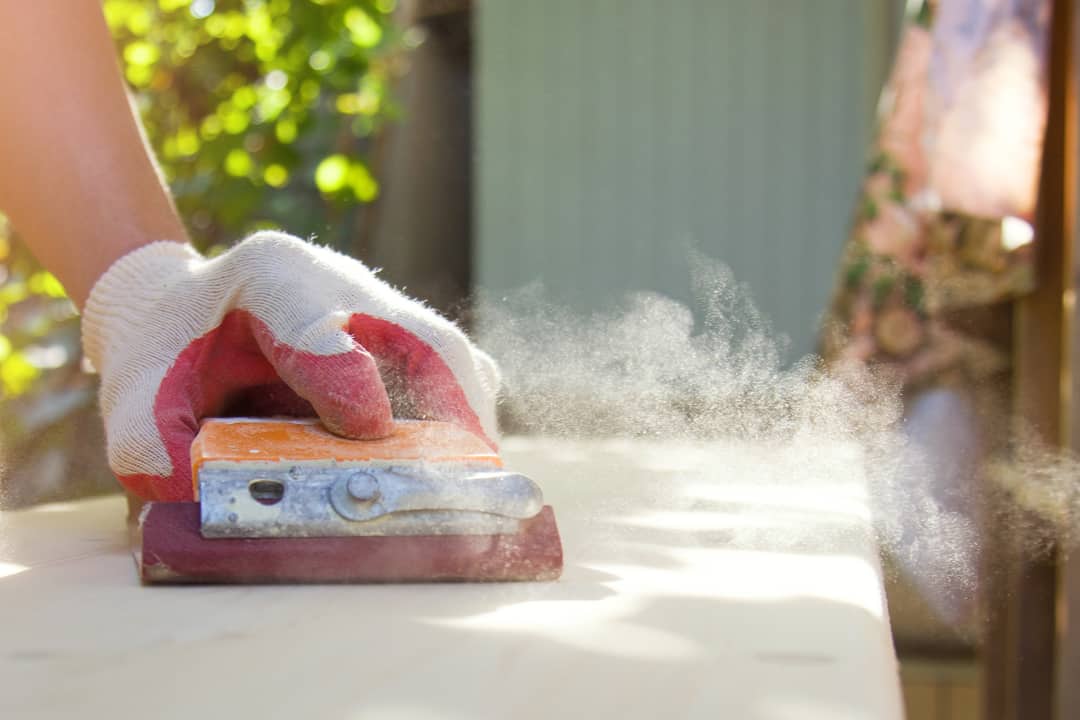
105, 0, 400, 251
0, 0, 402, 502
0, 212, 93, 505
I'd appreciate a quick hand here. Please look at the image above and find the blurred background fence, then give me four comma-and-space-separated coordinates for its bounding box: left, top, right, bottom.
0, 0, 901, 506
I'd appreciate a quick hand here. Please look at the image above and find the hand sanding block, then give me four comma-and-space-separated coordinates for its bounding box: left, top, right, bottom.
136, 418, 563, 583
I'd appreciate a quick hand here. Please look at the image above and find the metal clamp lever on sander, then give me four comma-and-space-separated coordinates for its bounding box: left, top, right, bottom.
200, 464, 546, 538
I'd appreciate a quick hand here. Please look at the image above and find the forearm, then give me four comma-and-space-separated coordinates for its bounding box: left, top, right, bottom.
0, 2, 188, 308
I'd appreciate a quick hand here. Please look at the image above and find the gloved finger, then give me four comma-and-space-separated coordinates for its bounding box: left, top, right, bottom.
253, 318, 394, 439
347, 314, 497, 447
108, 410, 199, 502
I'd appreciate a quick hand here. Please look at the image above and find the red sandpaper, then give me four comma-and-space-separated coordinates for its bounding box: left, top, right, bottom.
139, 502, 563, 584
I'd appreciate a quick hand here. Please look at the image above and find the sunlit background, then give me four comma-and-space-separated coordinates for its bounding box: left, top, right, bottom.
0, 0, 904, 507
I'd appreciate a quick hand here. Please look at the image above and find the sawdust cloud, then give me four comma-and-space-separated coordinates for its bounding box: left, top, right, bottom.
475, 253, 1080, 630
988, 426, 1080, 554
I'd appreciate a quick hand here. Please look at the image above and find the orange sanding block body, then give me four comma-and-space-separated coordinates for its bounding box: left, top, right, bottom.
189, 418, 504, 497
138, 418, 564, 584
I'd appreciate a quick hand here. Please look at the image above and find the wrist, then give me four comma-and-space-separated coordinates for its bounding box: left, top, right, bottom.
81, 241, 201, 371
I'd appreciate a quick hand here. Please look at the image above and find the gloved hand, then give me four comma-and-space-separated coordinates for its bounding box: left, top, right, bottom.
82, 231, 500, 501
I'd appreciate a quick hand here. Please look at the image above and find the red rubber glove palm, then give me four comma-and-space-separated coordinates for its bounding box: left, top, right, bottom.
82, 232, 499, 501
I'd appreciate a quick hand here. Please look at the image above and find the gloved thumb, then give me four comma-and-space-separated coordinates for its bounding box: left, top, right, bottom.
253, 316, 394, 439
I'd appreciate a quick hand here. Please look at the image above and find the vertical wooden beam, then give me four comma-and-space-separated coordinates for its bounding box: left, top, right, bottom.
1057, 0, 1080, 718
364, 3, 474, 320
988, 1, 1073, 718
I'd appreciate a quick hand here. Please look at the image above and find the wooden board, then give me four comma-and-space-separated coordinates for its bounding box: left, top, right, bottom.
0, 437, 902, 719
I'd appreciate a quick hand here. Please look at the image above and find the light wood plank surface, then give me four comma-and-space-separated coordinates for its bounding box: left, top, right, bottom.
0, 438, 901, 720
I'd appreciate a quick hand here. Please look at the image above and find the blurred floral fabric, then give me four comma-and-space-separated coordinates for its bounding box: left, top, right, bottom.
822, 0, 1051, 390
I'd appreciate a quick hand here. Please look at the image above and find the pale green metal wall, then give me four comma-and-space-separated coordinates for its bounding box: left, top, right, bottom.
475, 1, 897, 358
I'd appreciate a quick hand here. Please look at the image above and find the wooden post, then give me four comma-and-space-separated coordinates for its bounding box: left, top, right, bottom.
987, 1, 1074, 718
361, 1, 474, 321
1057, 0, 1080, 718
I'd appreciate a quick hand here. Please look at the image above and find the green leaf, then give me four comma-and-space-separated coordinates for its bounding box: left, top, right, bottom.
27, 272, 67, 299
872, 276, 895, 308
314, 154, 350, 193
905, 277, 926, 314
224, 148, 253, 177
175, 128, 200, 156
264, 164, 289, 187
345, 8, 382, 48
124, 40, 160, 66
275, 117, 298, 144
1, 353, 40, 397
348, 162, 378, 201
844, 257, 869, 289
863, 197, 878, 220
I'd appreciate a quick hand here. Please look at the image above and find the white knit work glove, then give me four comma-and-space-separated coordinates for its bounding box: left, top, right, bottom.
82, 231, 500, 501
